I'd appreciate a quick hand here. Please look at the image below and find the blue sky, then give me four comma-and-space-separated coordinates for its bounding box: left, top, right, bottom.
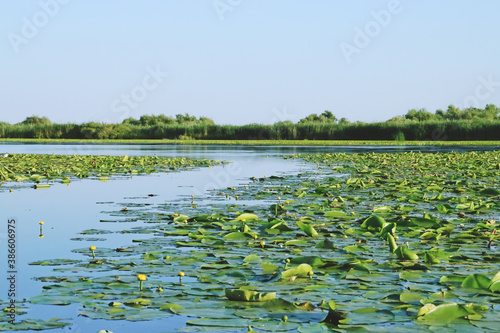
1, 0, 499, 125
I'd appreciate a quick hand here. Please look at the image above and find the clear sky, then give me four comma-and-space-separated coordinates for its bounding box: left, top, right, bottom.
1, 0, 499, 125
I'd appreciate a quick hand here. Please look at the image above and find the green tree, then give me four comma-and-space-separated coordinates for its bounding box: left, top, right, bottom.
20, 115, 52, 125
484, 104, 500, 119
444, 105, 461, 120
404, 108, 434, 121
299, 110, 338, 123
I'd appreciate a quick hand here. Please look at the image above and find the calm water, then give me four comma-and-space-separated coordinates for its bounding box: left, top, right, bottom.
0, 143, 498, 332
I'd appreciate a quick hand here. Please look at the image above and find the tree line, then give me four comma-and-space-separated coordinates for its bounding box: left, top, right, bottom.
1, 105, 499, 140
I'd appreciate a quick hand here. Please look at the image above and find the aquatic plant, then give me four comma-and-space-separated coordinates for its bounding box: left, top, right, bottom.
89, 246, 96, 259
18, 150, 500, 331
137, 274, 146, 291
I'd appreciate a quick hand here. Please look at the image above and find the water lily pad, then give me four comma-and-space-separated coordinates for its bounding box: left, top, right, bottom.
236, 213, 259, 221
395, 246, 419, 260
296, 221, 319, 237
461, 274, 491, 290
417, 303, 469, 323
360, 215, 386, 231
225, 289, 276, 302
281, 264, 313, 280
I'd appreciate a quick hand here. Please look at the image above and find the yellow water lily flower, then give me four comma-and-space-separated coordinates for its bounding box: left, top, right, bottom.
89, 246, 96, 259
178, 271, 185, 283
137, 274, 146, 291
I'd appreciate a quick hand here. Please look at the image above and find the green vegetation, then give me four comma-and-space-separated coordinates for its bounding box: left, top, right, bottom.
2, 138, 500, 146
298, 110, 347, 124
5, 150, 500, 330
1, 105, 499, 141
0, 154, 223, 183
394, 104, 500, 122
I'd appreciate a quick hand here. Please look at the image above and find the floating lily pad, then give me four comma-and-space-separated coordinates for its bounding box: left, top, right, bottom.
225, 289, 276, 302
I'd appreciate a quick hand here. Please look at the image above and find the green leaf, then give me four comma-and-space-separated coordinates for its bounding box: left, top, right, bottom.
490, 271, 500, 283
387, 233, 398, 253
142, 252, 157, 260
186, 318, 254, 327
284, 239, 308, 246
123, 298, 151, 307
224, 232, 252, 241
290, 256, 326, 267
373, 205, 392, 213
296, 221, 319, 237
235, 213, 259, 221
360, 215, 386, 231
424, 252, 441, 264
321, 300, 347, 325
480, 188, 500, 196
418, 303, 469, 323
281, 263, 313, 280
400, 292, 424, 303
261, 261, 278, 274
395, 245, 419, 260
159, 303, 184, 312
489, 281, 500, 292
225, 289, 276, 302
324, 210, 347, 218
420, 231, 441, 241
379, 222, 396, 240
417, 303, 437, 316
243, 254, 261, 263
173, 214, 189, 222
316, 238, 335, 249
461, 274, 491, 290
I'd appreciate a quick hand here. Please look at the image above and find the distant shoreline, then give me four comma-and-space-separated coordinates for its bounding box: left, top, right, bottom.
1, 138, 500, 146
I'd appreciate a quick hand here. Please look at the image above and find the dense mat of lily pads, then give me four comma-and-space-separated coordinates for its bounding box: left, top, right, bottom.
3, 151, 500, 332
0, 153, 222, 183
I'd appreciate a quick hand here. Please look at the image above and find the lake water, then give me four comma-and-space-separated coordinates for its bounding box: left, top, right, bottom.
0, 143, 498, 332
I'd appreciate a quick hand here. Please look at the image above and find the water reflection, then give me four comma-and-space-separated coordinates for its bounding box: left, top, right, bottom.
1, 142, 498, 159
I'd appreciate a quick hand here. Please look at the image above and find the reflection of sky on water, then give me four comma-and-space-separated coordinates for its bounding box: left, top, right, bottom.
0, 144, 314, 332
1, 143, 498, 159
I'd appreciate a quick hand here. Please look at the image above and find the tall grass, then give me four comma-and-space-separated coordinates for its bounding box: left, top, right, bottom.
1, 120, 500, 141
